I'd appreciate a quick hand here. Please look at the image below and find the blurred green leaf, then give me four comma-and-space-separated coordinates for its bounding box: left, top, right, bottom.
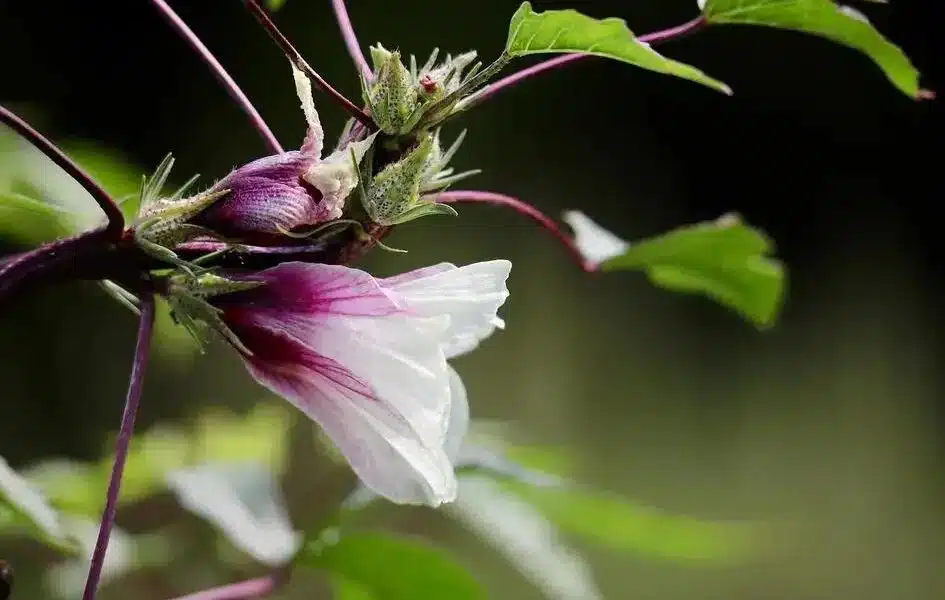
193, 404, 293, 473
106, 425, 192, 507
301, 533, 484, 600
333, 578, 376, 600
449, 476, 603, 600
506, 2, 730, 94
700, 0, 926, 98
60, 139, 145, 219
504, 483, 761, 563
0, 191, 72, 245
265, 0, 288, 10
0, 457, 78, 553
23, 460, 103, 519
602, 214, 785, 328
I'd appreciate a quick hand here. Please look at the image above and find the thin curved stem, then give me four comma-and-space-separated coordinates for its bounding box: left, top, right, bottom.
150, 0, 283, 154
467, 15, 707, 107
242, 0, 376, 130
331, 0, 372, 80
0, 105, 125, 240
82, 296, 156, 600
436, 190, 594, 272
166, 574, 283, 600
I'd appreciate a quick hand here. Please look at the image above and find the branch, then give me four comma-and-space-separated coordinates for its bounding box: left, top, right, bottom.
0, 228, 116, 310
331, 0, 372, 81
166, 573, 285, 600
242, 0, 376, 130
0, 105, 125, 240
82, 295, 156, 600
467, 15, 707, 107
435, 190, 594, 272
150, 0, 284, 154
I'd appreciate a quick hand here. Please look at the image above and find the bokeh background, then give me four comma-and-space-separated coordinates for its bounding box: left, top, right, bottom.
1, 0, 943, 598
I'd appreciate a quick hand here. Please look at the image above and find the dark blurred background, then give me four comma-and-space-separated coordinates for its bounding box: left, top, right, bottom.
1, 0, 943, 598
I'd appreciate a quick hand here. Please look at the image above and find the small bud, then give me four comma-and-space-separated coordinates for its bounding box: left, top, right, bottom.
366, 47, 419, 135
164, 271, 265, 355
361, 136, 458, 226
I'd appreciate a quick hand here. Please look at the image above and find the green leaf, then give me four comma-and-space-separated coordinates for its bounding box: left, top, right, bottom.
602, 214, 785, 328
300, 533, 484, 600
505, 2, 731, 94
23, 460, 103, 519
0, 191, 73, 245
0, 457, 78, 553
503, 483, 762, 563
700, 0, 928, 99
265, 0, 288, 10
193, 404, 292, 473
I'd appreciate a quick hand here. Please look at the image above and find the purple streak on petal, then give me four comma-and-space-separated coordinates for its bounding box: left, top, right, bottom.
436, 190, 595, 272
82, 296, 156, 600
222, 262, 400, 317
150, 0, 283, 154
470, 15, 707, 107
331, 0, 373, 80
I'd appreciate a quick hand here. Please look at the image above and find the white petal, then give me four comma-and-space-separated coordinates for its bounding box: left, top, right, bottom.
381, 260, 512, 359
292, 63, 324, 158
562, 210, 630, 266
697, 0, 707, 11
45, 517, 136, 599
444, 365, 470, 461
166, 462, 301, 566
448, 476, 603, 600
304, 132, 378, 220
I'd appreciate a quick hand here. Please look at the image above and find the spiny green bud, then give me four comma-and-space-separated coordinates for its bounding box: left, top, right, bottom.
366, 45, 418, 135
360, 136, 457, 226
165, 272, 264, 355
167, 272, 264, 299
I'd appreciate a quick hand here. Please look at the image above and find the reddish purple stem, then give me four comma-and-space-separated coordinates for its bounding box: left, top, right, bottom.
331, 0, 372, 80
242, 0, 376, 130
436, 190, 595, 272
167, 575, 281, 600
150, 0, 283, 154
0, 105, 124, 240
470, 15, 707, 107
82, 296, 156, 600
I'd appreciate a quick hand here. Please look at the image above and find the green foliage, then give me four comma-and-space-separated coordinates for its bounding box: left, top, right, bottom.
300, 533, 484, 600
0, 192, 72, 245
505, 2, 731, 94
503, 482, 760, 563
0, 457, 78, 554
602, 214, 784, 328
700, 0, 926, 98
265, 0, 288, 11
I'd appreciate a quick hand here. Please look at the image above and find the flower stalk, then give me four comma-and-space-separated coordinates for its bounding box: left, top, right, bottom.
82, 295, 156, 600
436, 190, 595, 272
242, 0, 376, 130
150, 0, 283, 154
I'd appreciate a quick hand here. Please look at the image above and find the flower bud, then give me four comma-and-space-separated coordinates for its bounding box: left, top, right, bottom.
366, 45, 418, 135
360, 135, 457, 226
